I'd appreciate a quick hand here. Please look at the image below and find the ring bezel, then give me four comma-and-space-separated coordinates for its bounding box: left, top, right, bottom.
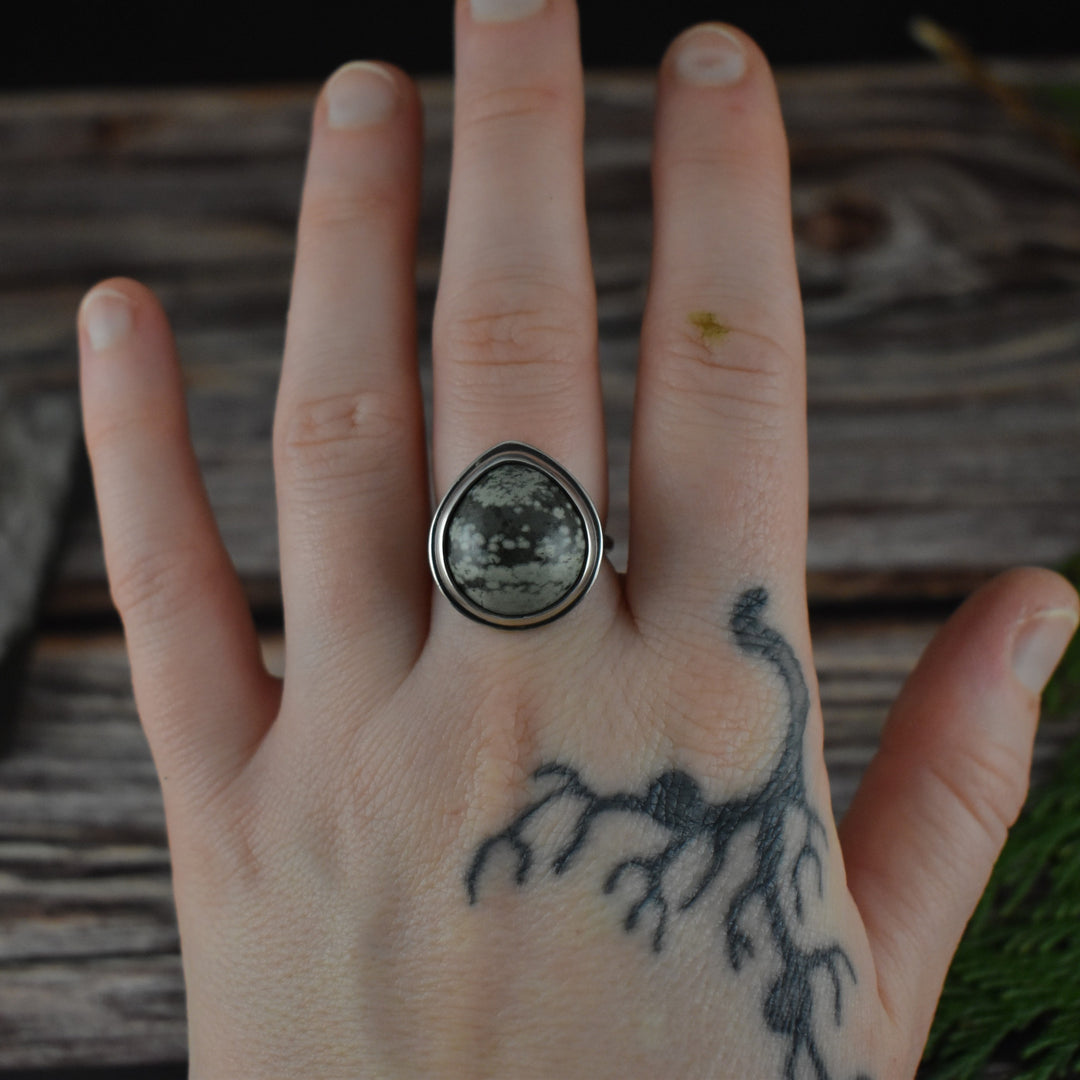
428, 441, 604, 630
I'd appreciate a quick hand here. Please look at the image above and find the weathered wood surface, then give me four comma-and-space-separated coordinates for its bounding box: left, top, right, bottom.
0, 388, 81, 754
1, 61, 1079, 1071
0, 63, 1078, 614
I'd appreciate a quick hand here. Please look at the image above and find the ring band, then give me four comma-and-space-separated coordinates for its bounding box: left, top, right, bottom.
428, 442, 605, 629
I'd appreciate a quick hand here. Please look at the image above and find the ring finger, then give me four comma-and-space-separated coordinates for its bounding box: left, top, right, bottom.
432, 0, 606, 523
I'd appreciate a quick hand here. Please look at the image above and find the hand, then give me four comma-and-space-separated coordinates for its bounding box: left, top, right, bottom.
75, 4, 1079, 1078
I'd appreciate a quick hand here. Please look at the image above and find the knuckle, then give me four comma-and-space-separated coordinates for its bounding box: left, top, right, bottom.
925, 739, 1030, 853
177, 777, 270, 899
460, 82, 569, 138
274, 388, 410, 495
439, 281, 592, 392
300, 180, 401, 232
654, 649, 786, 785
652, 322, 794, 436
109, 540, 217, 626
83, 411, 141, 459
667, 136, 786, 181
667, 142, 733, 174
85, 408, 184, 462
448, 306, 579, 369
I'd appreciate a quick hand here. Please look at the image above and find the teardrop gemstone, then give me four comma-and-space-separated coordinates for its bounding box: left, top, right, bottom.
443, 461, 588, 617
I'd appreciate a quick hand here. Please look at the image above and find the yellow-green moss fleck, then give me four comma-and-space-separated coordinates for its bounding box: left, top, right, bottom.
688, 311, 730, 343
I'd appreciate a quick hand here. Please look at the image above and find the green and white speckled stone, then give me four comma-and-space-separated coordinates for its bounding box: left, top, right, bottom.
444, 462, 587, 617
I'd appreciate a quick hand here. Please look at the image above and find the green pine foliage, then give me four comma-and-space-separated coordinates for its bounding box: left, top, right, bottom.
921, 556, 1080, 1079
1042, 554, 1080, 723
1030, 84, 1080, 137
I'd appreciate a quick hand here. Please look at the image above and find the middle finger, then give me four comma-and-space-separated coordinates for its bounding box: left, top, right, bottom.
432, 0, 606, 514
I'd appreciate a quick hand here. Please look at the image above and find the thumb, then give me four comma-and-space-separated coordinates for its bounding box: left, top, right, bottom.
837, 566, 1079, 1065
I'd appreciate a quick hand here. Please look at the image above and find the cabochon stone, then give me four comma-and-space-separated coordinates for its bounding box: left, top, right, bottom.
445, 462, 587, 617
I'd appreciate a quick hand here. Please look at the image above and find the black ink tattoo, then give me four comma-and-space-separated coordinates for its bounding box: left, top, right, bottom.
467, 587, 872, 1080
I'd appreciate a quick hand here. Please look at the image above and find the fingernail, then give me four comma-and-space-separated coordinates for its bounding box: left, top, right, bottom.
470, 0, 545, 24
326, 61, 398, 129
1012, 607, 1079, 694
674, 25, 747, 86
81, 288, 133, 352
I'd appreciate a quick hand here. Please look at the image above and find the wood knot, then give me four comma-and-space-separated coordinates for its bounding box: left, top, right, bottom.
796, 194, 890, 253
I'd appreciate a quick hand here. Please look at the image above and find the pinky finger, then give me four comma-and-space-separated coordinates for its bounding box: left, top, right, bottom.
78, 279, 279, 804
838, 567, 1079, 1069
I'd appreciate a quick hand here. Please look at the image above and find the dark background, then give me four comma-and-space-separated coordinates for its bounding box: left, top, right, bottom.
6, 0, 1079, 90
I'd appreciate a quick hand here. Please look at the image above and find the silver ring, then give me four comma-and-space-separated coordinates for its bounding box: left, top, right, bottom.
428, 442, 605, 629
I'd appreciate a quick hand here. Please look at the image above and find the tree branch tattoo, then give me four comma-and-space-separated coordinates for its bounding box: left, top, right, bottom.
466, 587, 871, 1080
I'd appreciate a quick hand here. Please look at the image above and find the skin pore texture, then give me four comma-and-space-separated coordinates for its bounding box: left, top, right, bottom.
468, 587, 872, 1080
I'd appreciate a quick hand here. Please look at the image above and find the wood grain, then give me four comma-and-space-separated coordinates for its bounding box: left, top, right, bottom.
0, 389, 81, 754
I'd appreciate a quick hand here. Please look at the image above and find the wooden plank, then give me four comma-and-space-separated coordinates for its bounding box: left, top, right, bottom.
0, 956, 186, 1068
1, 617, 1077, 1067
